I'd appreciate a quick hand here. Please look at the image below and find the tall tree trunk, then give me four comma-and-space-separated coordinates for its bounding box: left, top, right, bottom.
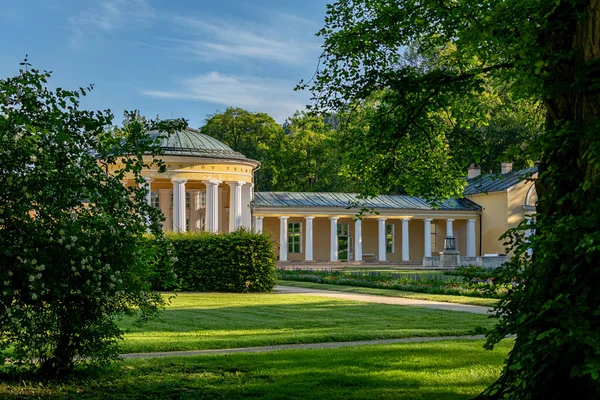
481, 1, 600, 398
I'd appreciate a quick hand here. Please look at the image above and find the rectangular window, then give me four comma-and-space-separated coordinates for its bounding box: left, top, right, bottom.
288, 222, 302, 254
386, 224, 395, 253
185, 192, 190, 209
151, 191, 160, 208
337, 223, 350, 237
200, 189, 206, 208
186, 218, 190, 231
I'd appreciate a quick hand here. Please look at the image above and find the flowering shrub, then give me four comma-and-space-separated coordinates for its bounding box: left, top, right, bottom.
0, 63, 185, 375
143, 230, 278, 293
278, 269, 502, 298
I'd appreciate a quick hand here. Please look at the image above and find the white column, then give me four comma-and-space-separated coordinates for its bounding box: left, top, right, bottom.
279, 216, 289, 261
330, 217, 339, 261
159, 189, 171, 230
402, 218, 410, 261
227, 182, 243, 231
204, 180, 220, 233
378, 218, 387, 262
467, 219, 476, 257
253, 216, 259, 233
241, 183, 253, 229
305, 216, 314, 261
355, 219, 363, 262
171, 178, 187, 232
140, 177, 152, 205
424, 219, 432, 258
525, 217, 535, 257
257, 216, 264, 234
446, 219, 454, 237
140, 177, 152, 229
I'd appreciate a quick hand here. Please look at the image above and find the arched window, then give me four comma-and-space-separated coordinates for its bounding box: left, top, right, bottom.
525, 184, 538, 207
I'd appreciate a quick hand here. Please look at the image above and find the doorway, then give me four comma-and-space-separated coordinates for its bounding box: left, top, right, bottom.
337, 223, 353, 261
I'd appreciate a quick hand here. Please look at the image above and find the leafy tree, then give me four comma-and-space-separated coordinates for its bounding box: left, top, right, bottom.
200, 107, 285, 191
305, 1, 600, 398
278, 112, 357, 192
0, 63, 185, 375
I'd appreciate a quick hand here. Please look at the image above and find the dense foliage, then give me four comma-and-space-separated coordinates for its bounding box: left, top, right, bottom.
278, 269, 501, 298
145, 231, 277, 293
0, 64, 184, 375
200, 107, 285, 191
306, 0, 600, 398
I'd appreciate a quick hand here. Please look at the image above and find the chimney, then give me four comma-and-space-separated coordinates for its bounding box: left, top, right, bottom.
500, 162, 513, 174
468, 164, 481, 179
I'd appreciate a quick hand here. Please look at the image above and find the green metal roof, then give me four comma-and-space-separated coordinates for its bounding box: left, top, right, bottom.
146, 128, 248, 161
254, 192, 481, 211
464, 166, 537, 195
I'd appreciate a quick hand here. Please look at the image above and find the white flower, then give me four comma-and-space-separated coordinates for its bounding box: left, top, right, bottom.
28, 275, 35, 282
31, 293, 38, 300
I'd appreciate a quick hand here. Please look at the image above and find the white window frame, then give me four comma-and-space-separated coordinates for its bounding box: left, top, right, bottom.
386, 223, 395, 253
151, 191, 160, 208
288, 221, 302, 254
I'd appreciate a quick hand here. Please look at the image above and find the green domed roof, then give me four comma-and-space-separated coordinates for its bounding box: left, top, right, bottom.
147, 128, 248, 160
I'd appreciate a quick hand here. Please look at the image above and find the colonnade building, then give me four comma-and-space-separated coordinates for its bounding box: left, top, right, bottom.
122, 128, 537, 264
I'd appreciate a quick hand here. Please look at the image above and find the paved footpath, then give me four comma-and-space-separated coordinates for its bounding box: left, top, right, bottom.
275, 285, 492, 314
121, 335, 485, 359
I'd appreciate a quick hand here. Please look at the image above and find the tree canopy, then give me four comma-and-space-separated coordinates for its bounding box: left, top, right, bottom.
305, 0, 600, 398
200, 107, 285, 191
0, 64, 184, 375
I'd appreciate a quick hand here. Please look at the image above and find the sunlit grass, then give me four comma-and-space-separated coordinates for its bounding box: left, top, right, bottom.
0, 339, 512, 399
117, 293, 494, 353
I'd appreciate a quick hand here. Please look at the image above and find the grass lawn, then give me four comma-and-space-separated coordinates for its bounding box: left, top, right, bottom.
117, 293, 494, 354
279, 280, 499, 307
0, 339, 512, 399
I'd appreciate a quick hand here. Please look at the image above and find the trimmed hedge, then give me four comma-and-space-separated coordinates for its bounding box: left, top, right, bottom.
143, 230, 277, 293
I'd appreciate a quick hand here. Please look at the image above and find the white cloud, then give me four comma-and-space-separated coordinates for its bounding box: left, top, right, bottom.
68, 0, 155, 47
142, 72, 308, 122
155, 15, 320, 65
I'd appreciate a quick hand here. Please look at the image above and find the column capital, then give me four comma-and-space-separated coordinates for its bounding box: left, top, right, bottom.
446, 218, 455, 222
202, 179, 222, 186
329, 216, 340, 221
424, 218, 433, 222
171, 178, 188, 184
402, 217, 411, 221
279, 216, 289, 220
226, 181, 245, 187
143, 177, 153, 183
305, 216, 315, 221
258, 216, 264, 220
468, 218, 477, 222
377, 217, 387, 222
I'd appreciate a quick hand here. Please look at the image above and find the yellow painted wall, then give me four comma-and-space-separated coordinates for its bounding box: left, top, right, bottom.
508, 181, 535, 229
468, 192, 508, 255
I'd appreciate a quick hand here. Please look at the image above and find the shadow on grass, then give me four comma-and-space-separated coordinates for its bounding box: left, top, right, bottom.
118, 299, 491, 334
0, 340, 511, 400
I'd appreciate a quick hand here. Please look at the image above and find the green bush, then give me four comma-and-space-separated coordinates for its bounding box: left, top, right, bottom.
143, 230, 277, 293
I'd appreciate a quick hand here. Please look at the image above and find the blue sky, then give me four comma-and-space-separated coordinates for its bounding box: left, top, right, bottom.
0, 0, 329, 126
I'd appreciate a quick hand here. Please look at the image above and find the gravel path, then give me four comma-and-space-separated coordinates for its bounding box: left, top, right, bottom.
275, 285, 492, 314
120, 335, 486, 359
